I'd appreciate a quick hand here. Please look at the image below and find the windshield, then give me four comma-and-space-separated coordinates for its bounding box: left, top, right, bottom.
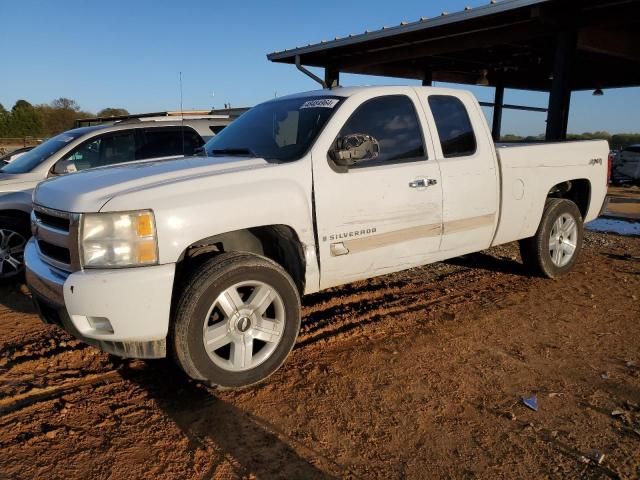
1, 131, 86, 174
204, 96, 344, 162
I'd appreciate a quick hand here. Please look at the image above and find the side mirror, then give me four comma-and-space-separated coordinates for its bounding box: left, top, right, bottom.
331, 133, 380, 167
52, 160, 78, 175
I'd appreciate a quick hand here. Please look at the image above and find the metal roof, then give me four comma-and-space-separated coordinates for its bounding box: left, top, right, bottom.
268, 0, 640, 91
268, 0, 547, 60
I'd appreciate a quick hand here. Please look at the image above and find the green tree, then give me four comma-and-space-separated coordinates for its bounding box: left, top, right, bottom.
9, 99, 41, 137
0, 104, 8, 137
97, 107, 130, 118
12, 99, 34, 112
611, 133, 640, 150
37, 98, 91, 136
50, 98, 80, 111
501, 134, 524, 142
568, 131, 611, 141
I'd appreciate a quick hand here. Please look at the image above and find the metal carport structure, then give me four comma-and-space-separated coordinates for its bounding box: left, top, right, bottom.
267, 0, 640, 140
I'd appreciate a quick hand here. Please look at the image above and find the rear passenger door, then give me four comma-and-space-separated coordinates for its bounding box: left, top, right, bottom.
136, 126, 204, 161
422, 93, 499, 255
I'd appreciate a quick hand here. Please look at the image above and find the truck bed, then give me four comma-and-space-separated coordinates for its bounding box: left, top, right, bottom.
492, 140, 609, 246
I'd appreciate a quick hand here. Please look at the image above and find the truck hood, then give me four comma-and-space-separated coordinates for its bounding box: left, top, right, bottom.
33, 156, 270, 212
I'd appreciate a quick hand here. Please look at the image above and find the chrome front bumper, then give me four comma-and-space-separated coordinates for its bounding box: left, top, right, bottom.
25, 237, 68, 308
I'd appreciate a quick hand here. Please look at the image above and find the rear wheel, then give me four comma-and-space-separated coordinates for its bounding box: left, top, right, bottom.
172, 252, 301, 388
519, 198, 583, 279
0, 216, 30, 282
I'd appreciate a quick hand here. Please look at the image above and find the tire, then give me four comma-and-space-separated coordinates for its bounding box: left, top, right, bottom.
0, 215, 30, 282
172, 252, 301, 388
519, 198, 583, 279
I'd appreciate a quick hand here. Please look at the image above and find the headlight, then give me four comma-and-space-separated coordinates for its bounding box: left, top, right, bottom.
80, 210, 158, 268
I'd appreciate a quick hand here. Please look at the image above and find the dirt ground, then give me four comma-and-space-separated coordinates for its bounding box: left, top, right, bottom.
608, 186, 640, 201
605, 186, 640, 221
1, 230, 639, 480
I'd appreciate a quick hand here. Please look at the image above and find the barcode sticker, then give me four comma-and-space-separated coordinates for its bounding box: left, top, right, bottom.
300, 98, 340, 109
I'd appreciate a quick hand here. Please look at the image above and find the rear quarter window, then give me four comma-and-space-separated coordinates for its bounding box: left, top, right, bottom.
428, 95, 477, 158
138, 127, 203, 160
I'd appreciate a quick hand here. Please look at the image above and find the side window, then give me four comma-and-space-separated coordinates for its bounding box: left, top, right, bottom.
337, 95, 425, 168
137, 127, 203, 160
63, 138, 101, 171
55, 132, 136, 173
428, 95, 477, 158
209, 125, 226, 135
100, 132, 137, 166
180, 127, 204, 155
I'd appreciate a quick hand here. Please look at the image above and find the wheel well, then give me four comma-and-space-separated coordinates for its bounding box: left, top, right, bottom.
0, 209, 31, 225
547, 179, 591, 218
175, 225, 306, 294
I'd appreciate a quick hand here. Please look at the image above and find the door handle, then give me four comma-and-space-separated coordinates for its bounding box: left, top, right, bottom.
409, 178, 437, 188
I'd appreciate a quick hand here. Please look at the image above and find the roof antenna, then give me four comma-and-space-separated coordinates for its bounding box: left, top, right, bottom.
179, 71, 185, 156
295, 55, 327, 88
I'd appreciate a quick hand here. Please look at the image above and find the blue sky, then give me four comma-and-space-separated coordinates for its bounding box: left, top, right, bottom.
1, 0, 638, 136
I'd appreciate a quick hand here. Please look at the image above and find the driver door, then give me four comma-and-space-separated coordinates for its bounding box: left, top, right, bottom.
311, 91, 443, 289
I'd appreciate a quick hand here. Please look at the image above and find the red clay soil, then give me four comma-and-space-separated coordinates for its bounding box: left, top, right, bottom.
0, 231, 639, 479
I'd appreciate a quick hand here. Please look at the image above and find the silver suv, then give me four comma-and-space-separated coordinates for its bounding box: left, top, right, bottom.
0, 116, 231, 280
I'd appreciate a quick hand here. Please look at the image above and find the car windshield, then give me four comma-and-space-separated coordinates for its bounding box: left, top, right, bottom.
0, 130, 86, 174
204, 96, 344, 162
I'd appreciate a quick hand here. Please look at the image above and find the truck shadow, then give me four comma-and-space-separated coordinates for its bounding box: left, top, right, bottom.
119, 362, 337, 480
445, 252, 528, 276
302, 277, 409, 306
0, 282, 37, 314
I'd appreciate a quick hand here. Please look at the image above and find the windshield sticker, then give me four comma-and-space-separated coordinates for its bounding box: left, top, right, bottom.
300, 98, 340, 109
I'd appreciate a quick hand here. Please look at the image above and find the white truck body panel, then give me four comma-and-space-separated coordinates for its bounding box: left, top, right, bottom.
420, 89, 500, 257
310, 87, 444, 288
25, 86, 609, 353
492, 141, 609, 246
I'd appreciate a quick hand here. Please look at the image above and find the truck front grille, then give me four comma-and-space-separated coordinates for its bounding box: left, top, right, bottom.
32, 205, 81, 272
37, 240, 72, 265
33, 209, 70, 232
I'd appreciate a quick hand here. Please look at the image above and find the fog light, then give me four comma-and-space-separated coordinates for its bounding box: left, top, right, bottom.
87, 316, 114, 334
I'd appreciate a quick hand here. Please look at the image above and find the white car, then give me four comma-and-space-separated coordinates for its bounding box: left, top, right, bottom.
25, 86, 608, 388
0, 146, 34, 164
0, 116, 231, 280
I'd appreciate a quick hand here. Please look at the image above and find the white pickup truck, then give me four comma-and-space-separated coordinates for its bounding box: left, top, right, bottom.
25, 86, 609, 388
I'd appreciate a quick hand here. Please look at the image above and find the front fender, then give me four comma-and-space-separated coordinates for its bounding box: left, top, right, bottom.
99, 159, 316, 265
0, 190, 35, 214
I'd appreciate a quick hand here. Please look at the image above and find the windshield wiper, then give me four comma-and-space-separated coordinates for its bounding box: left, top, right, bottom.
209, 147, 257, 157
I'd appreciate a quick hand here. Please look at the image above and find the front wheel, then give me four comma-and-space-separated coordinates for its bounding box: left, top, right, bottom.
172, 252, 301, 388
0, 216, 30, 282
519, 198, 584, 279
